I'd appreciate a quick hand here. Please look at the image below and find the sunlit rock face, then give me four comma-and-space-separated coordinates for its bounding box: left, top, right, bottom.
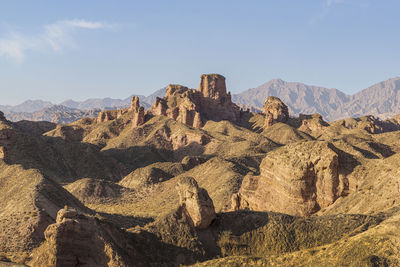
147, 74, 241, 128
176, 176, 216, 229
263, 96, 289, 128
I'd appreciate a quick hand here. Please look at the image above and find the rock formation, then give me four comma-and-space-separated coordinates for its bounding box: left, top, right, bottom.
232, 141, 345, 216
263, 96, 289, 128
298, 113, 329, 136
96, 109, 122, 123
147, 74, 241, 128
176, 177, 216, 229
198, 74, 240, 123
147, 84, 203, 127
96, 96, 145, 127
198, 74, 228, 99
130, 96, 145, 127
30, 207, 134, 266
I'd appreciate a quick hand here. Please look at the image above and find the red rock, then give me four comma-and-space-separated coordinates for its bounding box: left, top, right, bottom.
263, 96, 289, 128
176, 177, 216, 229
146, 74, 241, 128
233, 141, 345, 216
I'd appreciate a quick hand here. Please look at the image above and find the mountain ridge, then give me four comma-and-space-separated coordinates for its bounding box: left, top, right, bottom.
2, 77, 400, 122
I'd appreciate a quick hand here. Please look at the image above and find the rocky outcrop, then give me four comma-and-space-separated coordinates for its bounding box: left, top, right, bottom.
147, 74, 241, 128
96, 96, 145, 127
198, 74, 227, 100
96, 109, 121, 123
198, 74, 240, 123
263, 96, 289, 128
232, 141, 346, 216
130, 96, 145, 127
176, 177, 216, 229
298, 113, 329, 136
147, 84, 203, 128
30, 207, 135, 266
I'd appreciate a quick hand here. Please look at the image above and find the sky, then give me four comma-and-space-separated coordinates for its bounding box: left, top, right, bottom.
0, 0, 400, 105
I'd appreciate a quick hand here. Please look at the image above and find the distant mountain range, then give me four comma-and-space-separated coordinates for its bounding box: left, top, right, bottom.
232, 77, 400, 121
1, 78, 400, 123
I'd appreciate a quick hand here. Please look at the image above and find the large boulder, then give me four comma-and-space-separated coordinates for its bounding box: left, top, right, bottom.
263, 96, 289, 128
176, 177, 216, 229
30, 207, 135, 266
232, 141, 346, 216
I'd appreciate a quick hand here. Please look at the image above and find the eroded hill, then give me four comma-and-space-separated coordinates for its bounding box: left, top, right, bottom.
1, 74, 400, 266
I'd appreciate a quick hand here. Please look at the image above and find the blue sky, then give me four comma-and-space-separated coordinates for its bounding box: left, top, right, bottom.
0, 0, 399, 105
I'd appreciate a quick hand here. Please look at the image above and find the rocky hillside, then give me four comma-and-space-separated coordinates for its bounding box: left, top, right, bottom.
1, 74, 400, 266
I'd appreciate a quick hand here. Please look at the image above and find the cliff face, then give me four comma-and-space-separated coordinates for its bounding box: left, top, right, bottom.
147, 84, 203, 128
147, 74, 241, 128
233, 141, 345, 216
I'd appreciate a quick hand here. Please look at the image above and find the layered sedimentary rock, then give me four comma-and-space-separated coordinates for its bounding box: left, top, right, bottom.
96, 96, 145, 127
263, 96, 289, 128
176, 177, 216, 229
198, 74, 240, 123
298, 113, 329, 136
130, 96, 145, 127
233, 141, 345, 216
30, 207, 134, 266
147, 74, 241, 128
147, 84, 203, 127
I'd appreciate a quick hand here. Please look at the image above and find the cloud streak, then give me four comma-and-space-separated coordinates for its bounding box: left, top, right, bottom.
326, 0, 345, 7
310, 0, 346, 24
0, 19, 113, 62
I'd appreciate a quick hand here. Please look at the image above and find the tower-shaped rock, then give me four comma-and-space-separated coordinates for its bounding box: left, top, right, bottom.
198, 74, 228, 100
130, 96, 145, 127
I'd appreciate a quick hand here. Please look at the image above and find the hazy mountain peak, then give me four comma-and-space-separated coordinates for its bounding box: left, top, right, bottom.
233, 77, 400, 121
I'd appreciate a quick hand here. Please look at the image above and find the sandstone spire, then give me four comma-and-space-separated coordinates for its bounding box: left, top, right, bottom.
198, 74, 228, 100
130, 96, 145, 127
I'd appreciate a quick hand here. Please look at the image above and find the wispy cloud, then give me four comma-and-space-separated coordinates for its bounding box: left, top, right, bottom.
0, 19, 113, 62
326, 0, 345, 7
310, 0, 346, 24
